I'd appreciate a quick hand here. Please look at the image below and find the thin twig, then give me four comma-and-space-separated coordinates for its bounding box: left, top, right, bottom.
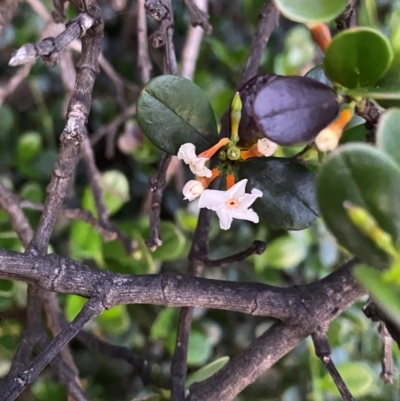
237, 1, 279, 88
137, 0, 153, 84
1, 298, 104, 401
201, 240, 266, 268
145, 153, 172, 250
335, 0, 359, 30
312, 330, 356, 401
378, 322, 394, 384
183, 0, 212, 34
181, 0, 208, 80
89, 104, 136, 148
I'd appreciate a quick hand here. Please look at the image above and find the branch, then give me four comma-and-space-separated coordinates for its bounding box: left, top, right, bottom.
9, 13, 95, 67
335, 0, 359, 30
145, 153, 173, 250
1, 298, 104, 401
25, 3, 104, 256
237, 1, 279, 88
312, 330, 356, 401
183, 0, 212, 34
137, 0, 153, 84
200, 240, 266, 268
187, 259, 363, 401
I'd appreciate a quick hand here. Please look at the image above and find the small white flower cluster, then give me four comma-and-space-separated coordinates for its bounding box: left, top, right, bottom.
178, 142, 264, 230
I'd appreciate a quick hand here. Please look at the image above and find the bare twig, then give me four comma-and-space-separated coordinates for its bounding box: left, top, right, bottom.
237, 1, 279, 88
0, 0, 19, 38
1, 298, 105, 401
335, 0, 359, 30
137, 0, 153, 84
312, 330, 356, 401
89, 104, 136, 149
9, 13, 95, 67
181, 0, 208, 80
26, 3, 104, 256
378, 322, 394, 384
0, 183, 89, 401
183, 0, 212, 34
145, 153, 172, 250
80, 138, 137, 253
201, 240, 266, 268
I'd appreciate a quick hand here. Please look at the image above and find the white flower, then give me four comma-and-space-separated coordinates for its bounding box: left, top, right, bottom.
257, 138, 277, 157
182, 180, 205, 201
177, 143, 212, 178
198, 179, 262, 230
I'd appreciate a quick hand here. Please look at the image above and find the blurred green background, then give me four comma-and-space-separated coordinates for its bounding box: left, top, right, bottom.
1, 0, 400, 400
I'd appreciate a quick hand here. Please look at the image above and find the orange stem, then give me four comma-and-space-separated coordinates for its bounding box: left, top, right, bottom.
197, 168, 220, 188
226, 173, 235, 190
198, 138, 229, 159
330, 108, 353, 136
308, 23, 331, 52
240, 143, 262, 160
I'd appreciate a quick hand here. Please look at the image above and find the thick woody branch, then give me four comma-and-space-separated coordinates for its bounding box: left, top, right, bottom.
26, 4, 103, 256
183, 0, 212, 34
187, 260, 363, 401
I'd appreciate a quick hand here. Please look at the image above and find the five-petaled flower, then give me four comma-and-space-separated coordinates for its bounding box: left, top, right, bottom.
177, 143, 212, 178
198, 179, 262, 230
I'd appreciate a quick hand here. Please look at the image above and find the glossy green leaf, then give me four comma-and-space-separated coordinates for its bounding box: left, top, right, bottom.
101, 170, 130, 215
185, 356, 230, 389
0, 280, 14, 297
317, 144, 400, 268
273, 0, 347, 23
375, 61, 400, 108
320, 362, 374, 397
323, 28, 393, 89
137, 75, 218, 155
239, 157, 319, 230
376, 108, 400, 168
355, 265, 400, 324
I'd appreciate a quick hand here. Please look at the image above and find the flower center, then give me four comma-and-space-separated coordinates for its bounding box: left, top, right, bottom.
226, 198, 239, 208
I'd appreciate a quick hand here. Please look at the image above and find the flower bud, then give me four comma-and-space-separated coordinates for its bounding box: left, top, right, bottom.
227, 146, 241, 160
257, 138, 277, 157
182, 180, 205, 201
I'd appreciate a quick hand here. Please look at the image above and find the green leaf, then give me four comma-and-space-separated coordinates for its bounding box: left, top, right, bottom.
137, 75, 218, 155
65, 295, 87, 321
317, 143, 400, 268
375, 61, 400, 108
17, 131, 42, 165
320, 362, 374, 397
152, 221, 187, 261
376, 108, 400, 168
273, 0, 347, 23
101, 170, 129, 215
150, 308, 177, 341
238, 157, 319, 230
323, 28, 393, 89
0, 280, 14, 297
185, 356, 230, 389
97, 305, 129, 334
256, 235, 308, 270
355, 265, 400, 325
187, 332, 212, 366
